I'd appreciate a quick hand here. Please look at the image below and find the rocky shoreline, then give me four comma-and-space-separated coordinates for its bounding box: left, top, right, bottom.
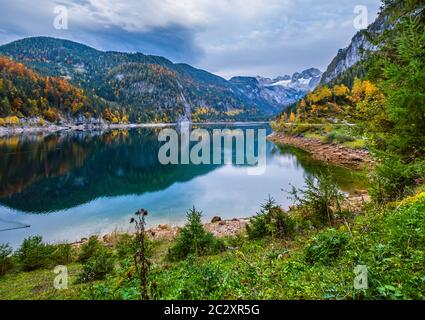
0, 123, 176, 137
0, 121, 272, 137
268, 132, 373, 170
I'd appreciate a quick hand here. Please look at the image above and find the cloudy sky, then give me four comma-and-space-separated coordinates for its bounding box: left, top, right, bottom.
0, 0, 381, 79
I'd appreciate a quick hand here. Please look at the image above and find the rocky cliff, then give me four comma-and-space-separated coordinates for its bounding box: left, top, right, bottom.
320, 12, 388, 85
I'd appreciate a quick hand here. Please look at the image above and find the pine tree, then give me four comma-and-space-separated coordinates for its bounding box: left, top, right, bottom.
379, 17, 425, 156
0, 97, 11, 116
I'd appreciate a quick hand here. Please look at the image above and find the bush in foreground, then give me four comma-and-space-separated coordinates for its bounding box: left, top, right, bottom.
51, 243, 74, 265
289, 172, 345, 226
16, 236, 53, 271
369, 155, 424, 204
78, 236, 103, 263
78, 247, 115, 283
167, 207, 225, 261
247, 196, 296, 240
115, 233, 137, 259
305, 228, 349, 265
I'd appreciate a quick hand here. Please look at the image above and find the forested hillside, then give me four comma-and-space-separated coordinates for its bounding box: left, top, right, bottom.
0, 56, 112, 125
0, 37, 278, 123
274, 0, 425, 203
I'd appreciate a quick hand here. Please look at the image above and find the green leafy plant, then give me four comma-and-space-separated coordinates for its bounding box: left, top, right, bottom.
305, 229, 349, 265
369, 155, 424, 204
51, 243, 74, 265
289, 172, 345, 226
247, 196, 295, 239
115, 233, 137, 259
16, 236, 53, 271
78, 247, 115, 283
78, 236, 102, 263
325, 131, 355, 144
173, 256, 225, 300
167, 207, 225, 261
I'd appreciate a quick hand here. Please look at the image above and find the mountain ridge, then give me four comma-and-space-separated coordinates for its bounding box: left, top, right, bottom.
0, 36, 321, 123
319, 11, 389, 86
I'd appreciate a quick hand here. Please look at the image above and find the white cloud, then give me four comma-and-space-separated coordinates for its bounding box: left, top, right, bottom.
0, 0, 381, 78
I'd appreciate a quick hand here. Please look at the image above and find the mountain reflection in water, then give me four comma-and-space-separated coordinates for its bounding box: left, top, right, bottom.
0, 125, 366, 247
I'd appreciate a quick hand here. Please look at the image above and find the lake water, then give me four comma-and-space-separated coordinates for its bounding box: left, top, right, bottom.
0, 124, 366, 248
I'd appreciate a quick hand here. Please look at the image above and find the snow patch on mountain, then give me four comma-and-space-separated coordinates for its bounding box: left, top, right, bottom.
230, 68, 322, 112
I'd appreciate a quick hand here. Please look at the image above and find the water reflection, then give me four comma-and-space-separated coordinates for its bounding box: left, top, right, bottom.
0, 125, 366, 247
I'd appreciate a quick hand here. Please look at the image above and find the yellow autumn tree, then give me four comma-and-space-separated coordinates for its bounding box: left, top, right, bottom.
103, 108, 115, 122
351, 79, 383, 104
296, 99, 308, 121
299, 98, 307, 110
333, 84, 350, 97
311, 104, 319, 114
42, 108, 59, 123
307, 86, 332, 104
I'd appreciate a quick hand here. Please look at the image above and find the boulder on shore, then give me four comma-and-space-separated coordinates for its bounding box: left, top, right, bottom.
211, 216, 222, 223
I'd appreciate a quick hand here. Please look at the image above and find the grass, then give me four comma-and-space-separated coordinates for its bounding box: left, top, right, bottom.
0, 264, 88, 300
303, 131, 366, 150
304, 132, 327, 141
342, 139, 367, 150
288, 123, 367, 151
146, 192, 425, 300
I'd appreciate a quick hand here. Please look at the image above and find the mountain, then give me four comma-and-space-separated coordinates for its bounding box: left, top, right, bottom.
0, 37, 291, 123
0, 56, 109, 123
230, 68, 322, 111
320, 12, 389, 86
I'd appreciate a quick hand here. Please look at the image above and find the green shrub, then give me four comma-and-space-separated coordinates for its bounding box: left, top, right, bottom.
325, 131, 355, 144
78, 236, 102, 263
115, 233, 154, 261
115, 233, 146, 258
247, 197, 295, 239
167, 207, 225, 261
352, 193, 425, 299
115, 234, 137, 259
51, 243, 74, 265
16, 236, 53, 271
305, 229, 349, 265
78, 247, 115, 283
342, 139, 367, 150
0, 244, 14, 276
291, 124, 314, 135
289, 171, 345, 226
369, 156, 424, 204
324, 132, 337, 144
171, 256, 225, 300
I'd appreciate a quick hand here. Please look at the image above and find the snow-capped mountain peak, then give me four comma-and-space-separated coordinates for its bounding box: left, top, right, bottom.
265, 68, 322, 91
230, 68, 322, 113
255, 68, 322, 92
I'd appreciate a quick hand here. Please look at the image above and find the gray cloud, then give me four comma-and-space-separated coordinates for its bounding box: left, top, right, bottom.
0, 0, 381, 78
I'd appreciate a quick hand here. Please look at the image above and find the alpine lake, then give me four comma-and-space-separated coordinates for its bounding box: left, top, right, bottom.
0, 123, 367, 248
